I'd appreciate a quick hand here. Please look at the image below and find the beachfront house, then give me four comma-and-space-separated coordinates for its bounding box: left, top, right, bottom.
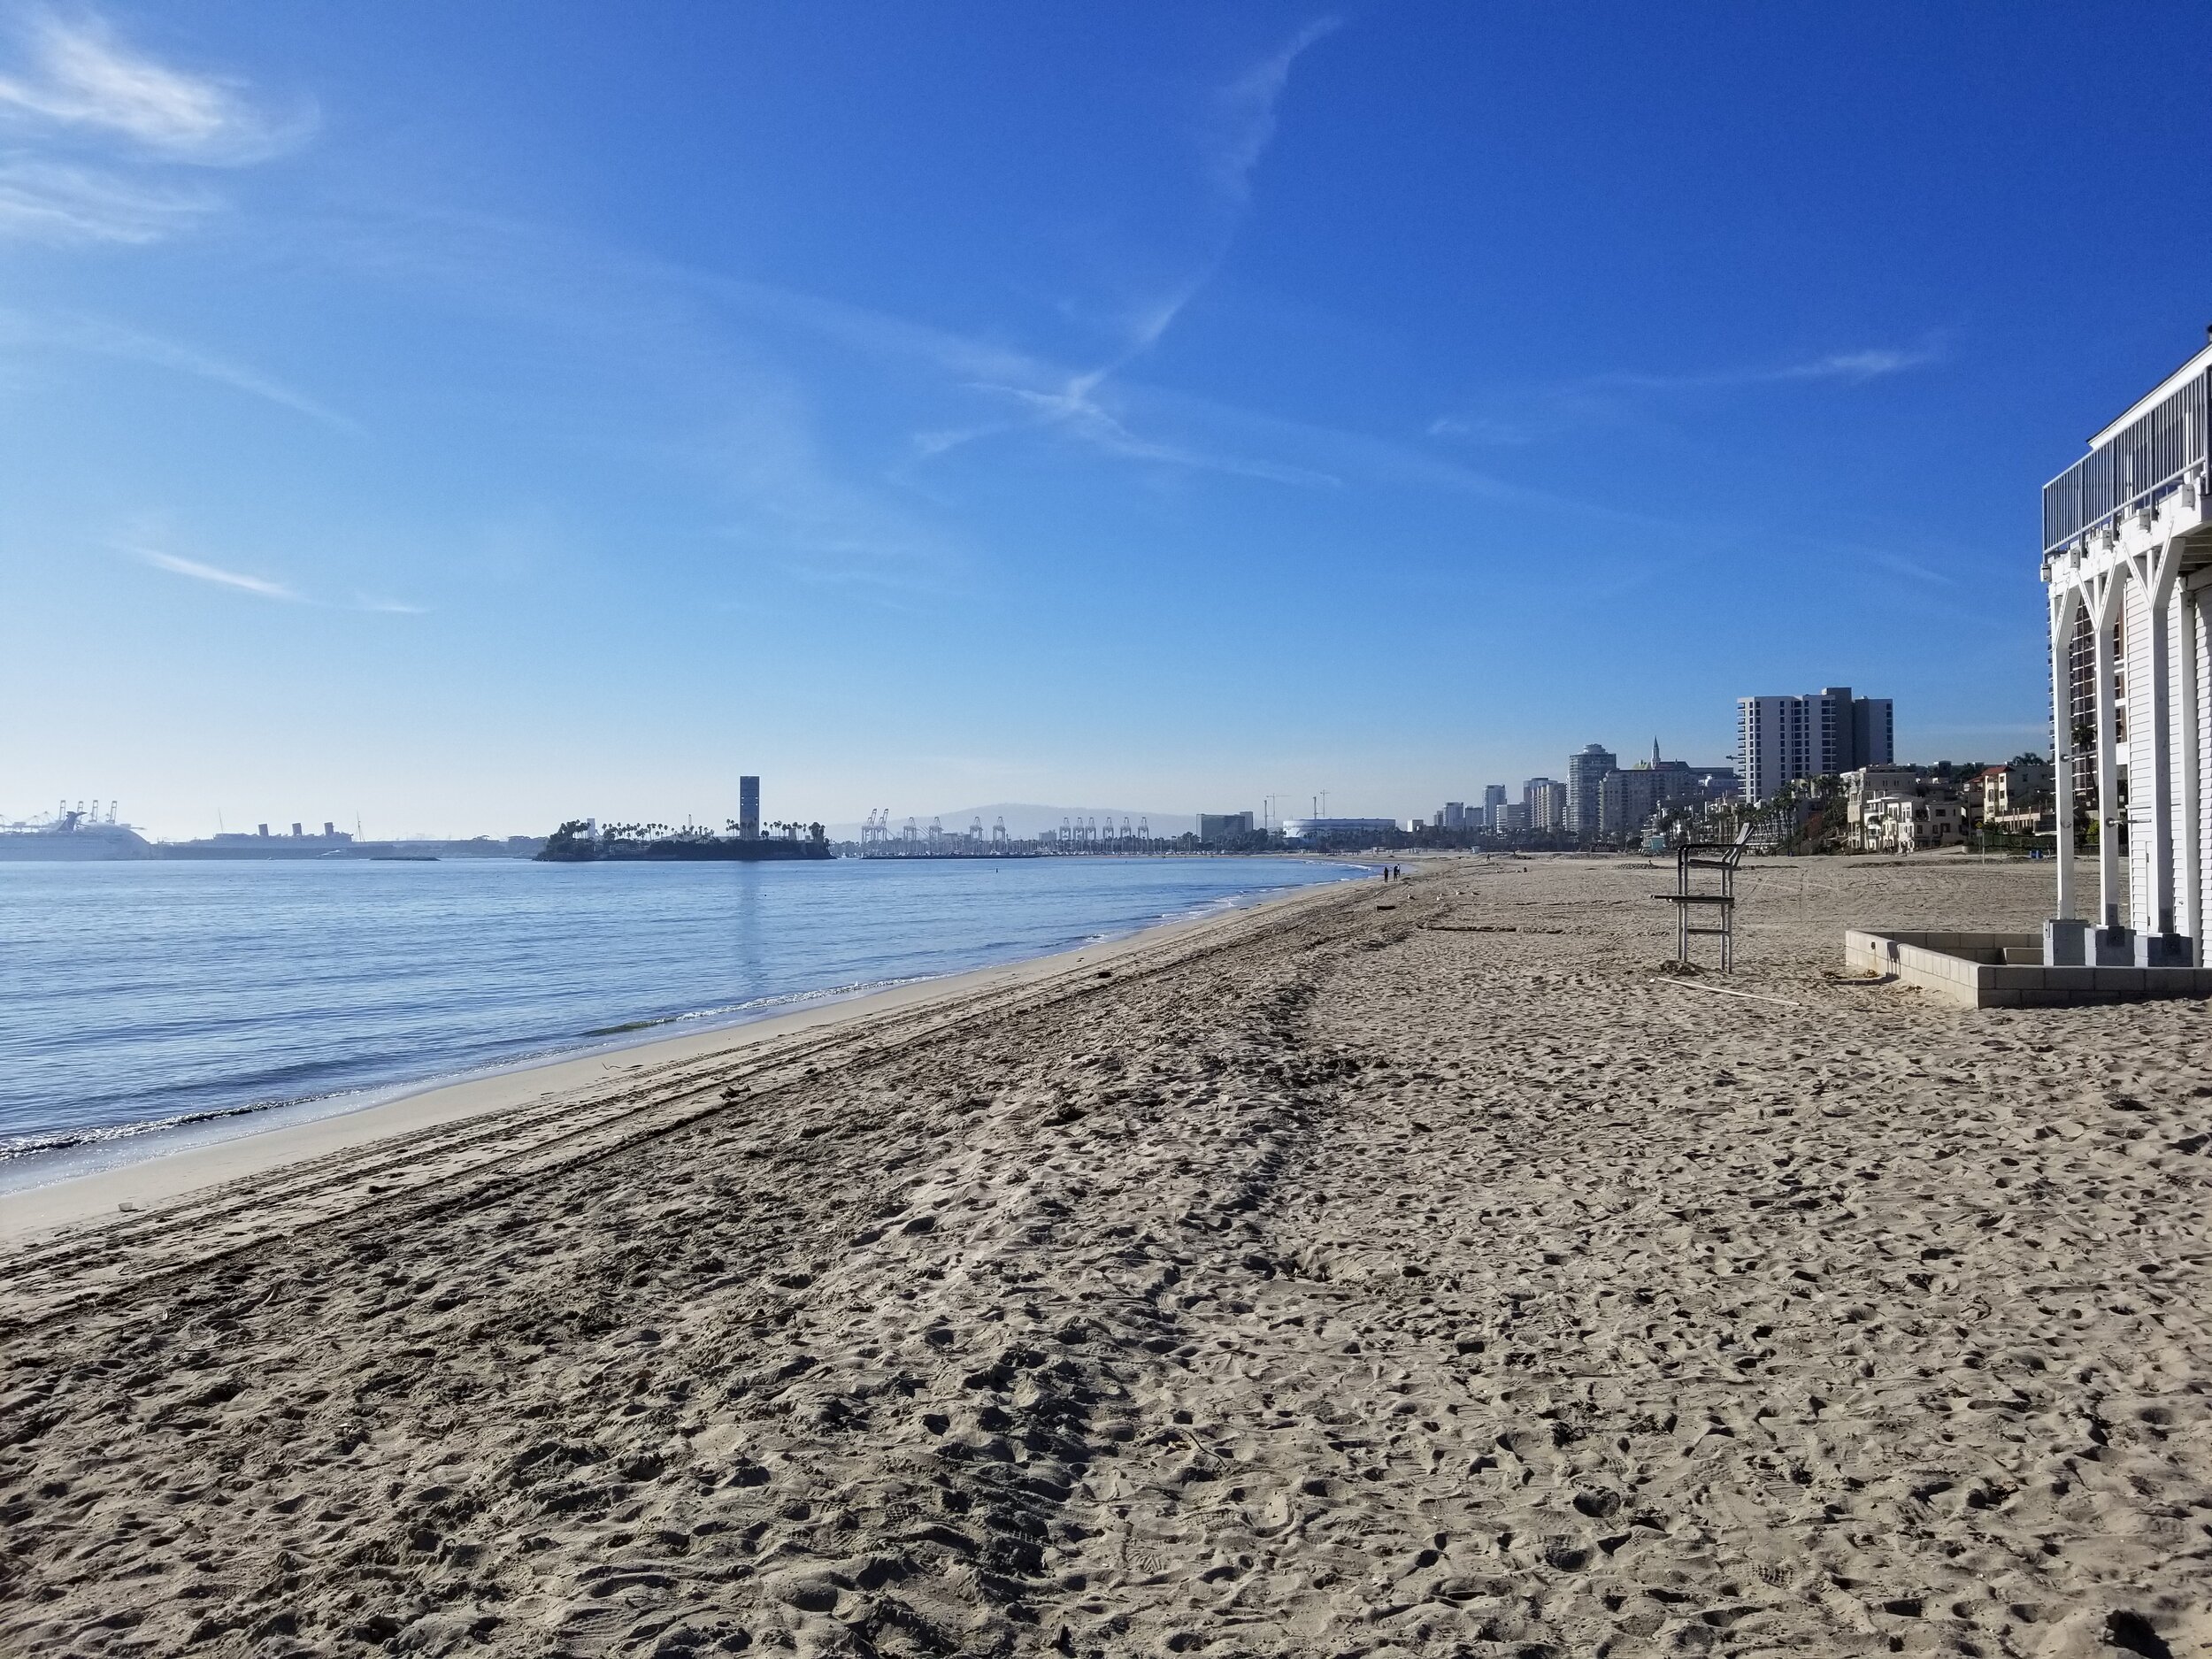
2041, 329, 2212, 962
1969, 759, 2055, 836
1860, 794, 1965, 855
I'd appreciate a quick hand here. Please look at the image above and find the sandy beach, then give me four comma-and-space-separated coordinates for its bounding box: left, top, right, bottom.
4, 854, 2208, 1658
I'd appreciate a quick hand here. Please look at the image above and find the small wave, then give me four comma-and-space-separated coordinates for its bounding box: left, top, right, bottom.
0, 1094, 342, 1162
0, 972, 945, 1167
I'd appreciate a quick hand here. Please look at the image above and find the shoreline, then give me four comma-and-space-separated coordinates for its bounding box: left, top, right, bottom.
4, 856, 2207, 1655
0, 872, 1364, 1245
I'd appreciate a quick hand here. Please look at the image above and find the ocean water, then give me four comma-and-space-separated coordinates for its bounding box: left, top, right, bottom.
0, 855, 1362, 1187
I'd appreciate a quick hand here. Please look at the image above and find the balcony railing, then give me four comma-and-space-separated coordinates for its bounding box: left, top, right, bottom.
2042, 367, 2208, 556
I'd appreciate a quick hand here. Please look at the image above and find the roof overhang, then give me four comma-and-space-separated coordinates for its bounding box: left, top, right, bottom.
2091, 339, 2212, 447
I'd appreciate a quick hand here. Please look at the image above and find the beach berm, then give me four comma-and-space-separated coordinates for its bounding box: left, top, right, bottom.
3, 856, 2208, 1656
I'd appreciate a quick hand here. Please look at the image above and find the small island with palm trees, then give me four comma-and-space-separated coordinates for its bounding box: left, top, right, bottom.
535, 818, 833, 862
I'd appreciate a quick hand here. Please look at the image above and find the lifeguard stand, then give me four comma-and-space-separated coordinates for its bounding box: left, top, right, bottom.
1658, 826, 1751, 971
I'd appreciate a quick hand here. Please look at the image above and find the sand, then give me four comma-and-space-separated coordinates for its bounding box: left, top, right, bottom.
3, 855, 2209, 1658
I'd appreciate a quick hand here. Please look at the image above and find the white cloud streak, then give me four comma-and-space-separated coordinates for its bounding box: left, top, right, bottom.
1209, 16, 1340, 204
0, 308, 357, 426
1105, 18, 1339, 365
132, 547, 297, 601
941, 19, 1342, 481
681, 260, 1652, 517
1429, 342, 1943, 446
0, 156, 211, 242
0, 12, 308, 246
0, 12, 304, 161
1596, 343, 1940, 392
988, 381, 1340, 487
127, 546, 423, 611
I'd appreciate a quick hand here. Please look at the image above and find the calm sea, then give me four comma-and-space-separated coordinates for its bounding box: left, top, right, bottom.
0, 855, 1362, 1187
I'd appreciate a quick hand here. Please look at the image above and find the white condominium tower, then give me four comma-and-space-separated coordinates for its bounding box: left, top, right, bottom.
1564, 744, 1616, 833
1737, 687, 1893, 803
2041, 329, 2212, 957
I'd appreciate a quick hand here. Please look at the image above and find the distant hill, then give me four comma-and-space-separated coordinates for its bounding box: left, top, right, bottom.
825, 803, 1198, 841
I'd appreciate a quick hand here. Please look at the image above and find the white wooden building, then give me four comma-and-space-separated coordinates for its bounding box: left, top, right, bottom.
2040, 332, 2212, 964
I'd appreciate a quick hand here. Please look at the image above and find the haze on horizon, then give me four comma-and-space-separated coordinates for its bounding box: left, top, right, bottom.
4, 3, 2208, 841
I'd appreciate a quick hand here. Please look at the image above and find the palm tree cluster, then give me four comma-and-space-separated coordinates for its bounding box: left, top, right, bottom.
593, 821, 719, 843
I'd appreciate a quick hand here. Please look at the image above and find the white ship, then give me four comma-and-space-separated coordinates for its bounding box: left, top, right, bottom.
0, 803, 155, 861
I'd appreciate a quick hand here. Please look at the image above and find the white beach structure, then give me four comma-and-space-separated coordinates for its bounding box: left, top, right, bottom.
2041, 331, 2212, 964
1838, 333, 2212, 1003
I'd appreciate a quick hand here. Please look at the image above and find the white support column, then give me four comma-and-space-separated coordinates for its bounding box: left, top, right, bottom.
2052, 582, 2078, 920
2142, 541, 2178, 935
2093, 574, 2124, 930
2177, 579, 2203, 957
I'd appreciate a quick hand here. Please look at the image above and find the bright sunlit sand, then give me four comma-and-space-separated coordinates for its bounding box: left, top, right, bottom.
4, 857, 2205, 1656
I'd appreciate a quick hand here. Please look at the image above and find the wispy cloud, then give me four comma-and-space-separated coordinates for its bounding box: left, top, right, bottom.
1107, 18, 1339, 366
127, 544, 423, 611
1865, 549, 1956, 588
0, 12, 304, 160
988, 380, 1340, 487
1209, 16, 1340, 204
0, 11, 308, 244
0, 156, 211, 242
697, 388, 972, 602
942, 19, 1342, 480
1430, 340, 1944, 446
682, 258, 1650, 518
0, 308, 357, 426
131, 547, 297, 601
1595, 342, 1941, 393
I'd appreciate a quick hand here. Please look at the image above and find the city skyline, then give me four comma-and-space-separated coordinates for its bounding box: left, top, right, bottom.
7, 4, 2208, 838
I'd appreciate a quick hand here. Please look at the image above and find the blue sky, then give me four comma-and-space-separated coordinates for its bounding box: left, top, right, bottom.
4, 3, 2210, 837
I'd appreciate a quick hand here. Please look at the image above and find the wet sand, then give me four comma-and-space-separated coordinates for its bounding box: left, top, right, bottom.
3, 855, 2208, 1657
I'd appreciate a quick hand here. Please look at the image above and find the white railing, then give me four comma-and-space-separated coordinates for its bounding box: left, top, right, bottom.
2043, 368, 2208, 556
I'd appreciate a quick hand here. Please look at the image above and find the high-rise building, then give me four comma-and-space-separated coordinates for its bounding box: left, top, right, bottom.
1565, 745, 1617, 833
1197, 811, 1255, 841
1482, 784, 1508, 820
1442, 802, 1467, 830
739, 775, 761, 839
1523, 778, 1567, 830
1598, 770, 1657, 836
1737, 687, 1893, 803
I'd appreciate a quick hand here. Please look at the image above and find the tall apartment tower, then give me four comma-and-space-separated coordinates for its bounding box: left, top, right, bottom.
1523, 778, 1568, 830
1738, 687, 1893, 803
739, 775, 761, 839
1565, 744, 1617, 833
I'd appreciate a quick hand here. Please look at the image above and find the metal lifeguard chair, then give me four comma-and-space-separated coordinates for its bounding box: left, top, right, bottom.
1658, 826, 1751, 971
